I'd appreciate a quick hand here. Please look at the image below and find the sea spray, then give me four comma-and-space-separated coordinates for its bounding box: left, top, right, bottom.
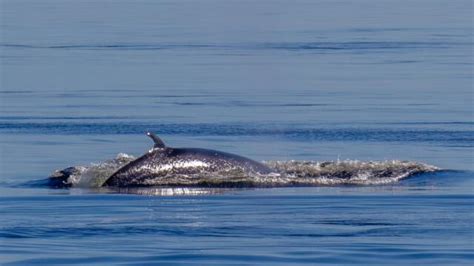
265, 160, 440, 185
49, 153, 136, 187
49, 154, 440, 188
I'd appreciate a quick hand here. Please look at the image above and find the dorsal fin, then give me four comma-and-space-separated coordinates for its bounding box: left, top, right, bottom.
146, 132, 166, 148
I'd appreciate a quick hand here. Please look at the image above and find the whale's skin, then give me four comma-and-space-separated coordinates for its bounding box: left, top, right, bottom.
104, 146, 274, 187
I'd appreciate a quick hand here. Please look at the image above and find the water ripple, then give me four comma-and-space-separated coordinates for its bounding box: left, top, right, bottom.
0, 122, 471, 144
1, 41, 468, 52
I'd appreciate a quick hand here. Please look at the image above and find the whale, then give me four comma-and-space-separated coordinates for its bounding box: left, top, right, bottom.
46, 133, 440, 189
103, 132, 275, 187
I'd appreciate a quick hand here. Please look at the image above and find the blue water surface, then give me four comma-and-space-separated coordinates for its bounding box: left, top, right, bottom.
0, 0, 473, 265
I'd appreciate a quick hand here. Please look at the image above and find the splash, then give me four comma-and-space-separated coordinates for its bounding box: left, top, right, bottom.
48, 153, 136, 188
264, 160, 439, 185
48, 153, 440, 188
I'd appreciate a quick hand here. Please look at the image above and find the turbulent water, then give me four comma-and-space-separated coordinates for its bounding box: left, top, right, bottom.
1, 0, 473, 265
48, 153, 136, 188
48, 153, 440, 188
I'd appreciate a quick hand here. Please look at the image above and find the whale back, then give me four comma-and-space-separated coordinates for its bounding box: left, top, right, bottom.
104, 147, 273, 187
103, 132, 274, 187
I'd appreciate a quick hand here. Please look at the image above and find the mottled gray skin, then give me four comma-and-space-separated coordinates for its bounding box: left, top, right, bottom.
104, 132, 274, 187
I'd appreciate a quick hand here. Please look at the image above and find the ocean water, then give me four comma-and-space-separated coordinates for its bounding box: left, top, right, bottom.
1, 0, 473, 265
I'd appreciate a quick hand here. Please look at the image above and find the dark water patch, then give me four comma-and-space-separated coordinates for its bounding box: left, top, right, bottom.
0, 221, 440, 239
1, 43, 223, 50
0, 122, 472, 144
57, 104, 137, 109
0, 225, 191, 239
0, 115, 136, 121
317, 219, 404, 226
0, 90, 34, 94
259, 41, 462, 51
382, 60, 420, 64
172, 102, 208, 106
347, 27, 413, 33
0, 223, 285, 239
171, 101, 330, 107
379, 121, 474, 126
3, 256, 136, 266
5, 254, 330, 266
2, 41, 468, 52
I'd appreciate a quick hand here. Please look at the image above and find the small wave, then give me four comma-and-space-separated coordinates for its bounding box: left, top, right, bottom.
1, 122, 471, 144
171, 101, 330, 107
47, 154, 439, 189
2, 41, 466, 52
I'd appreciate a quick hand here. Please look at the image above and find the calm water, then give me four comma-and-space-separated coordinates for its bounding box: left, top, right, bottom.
1, 0, 473, 265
